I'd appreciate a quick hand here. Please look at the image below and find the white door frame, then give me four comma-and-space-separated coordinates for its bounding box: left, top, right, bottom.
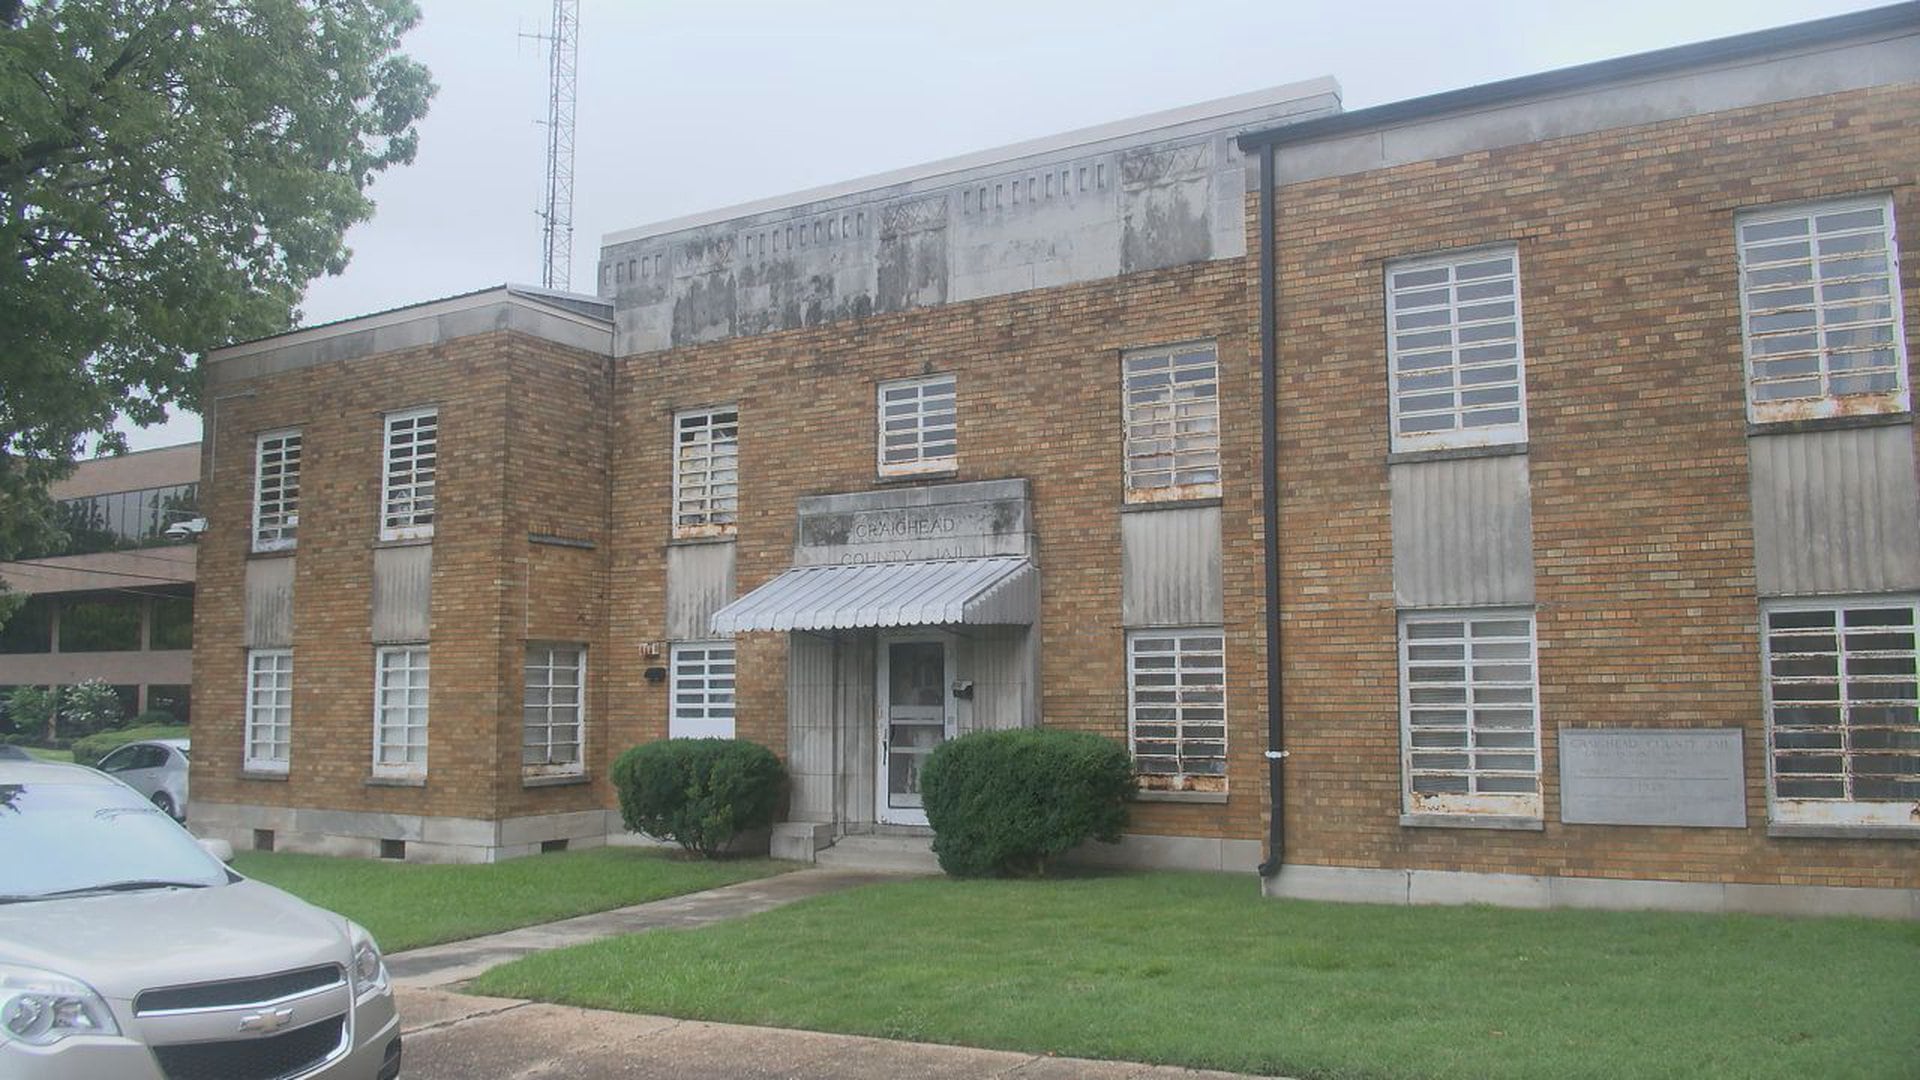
876, 630, 956, 826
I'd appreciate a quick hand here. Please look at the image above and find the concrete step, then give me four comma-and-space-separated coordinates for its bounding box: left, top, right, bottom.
813, 832, 941, 874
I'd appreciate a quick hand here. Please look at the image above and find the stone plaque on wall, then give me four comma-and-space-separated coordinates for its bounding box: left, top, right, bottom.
794, 479, 1032, 567
1559, 728, 1747, 828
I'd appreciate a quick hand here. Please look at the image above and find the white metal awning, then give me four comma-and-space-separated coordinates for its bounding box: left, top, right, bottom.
709, 556, 1037, 633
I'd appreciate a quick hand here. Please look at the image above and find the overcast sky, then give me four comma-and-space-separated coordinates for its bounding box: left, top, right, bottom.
121, 0, 1885, 451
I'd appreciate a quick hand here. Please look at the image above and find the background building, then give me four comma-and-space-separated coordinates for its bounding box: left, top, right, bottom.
0, 443, 200, 733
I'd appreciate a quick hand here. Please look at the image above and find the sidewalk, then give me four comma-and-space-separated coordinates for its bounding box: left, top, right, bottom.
387, 865, 1278, 1078
396, 987, 1270, 1080
388, 867, 900, 988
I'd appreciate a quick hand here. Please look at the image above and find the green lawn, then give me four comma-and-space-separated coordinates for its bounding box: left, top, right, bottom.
235, 848, 792, 953
21, 746, 71, 762
470, 872, 1920, 1080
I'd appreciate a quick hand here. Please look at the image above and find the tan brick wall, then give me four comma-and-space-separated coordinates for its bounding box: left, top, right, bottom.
1269, 85, 1920, 888
193, 331, 609, 826
604, 260, 1266, 841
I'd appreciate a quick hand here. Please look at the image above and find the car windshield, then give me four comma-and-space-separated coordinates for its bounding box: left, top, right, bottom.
0, 779, 227, 901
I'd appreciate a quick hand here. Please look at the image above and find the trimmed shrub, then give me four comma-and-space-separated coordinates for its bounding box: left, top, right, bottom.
71, 724, 189, 768
921, 728, 1135, 878
611, 738, 785, 858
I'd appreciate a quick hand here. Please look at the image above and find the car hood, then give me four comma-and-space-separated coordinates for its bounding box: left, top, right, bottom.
0, 879, 353, 1001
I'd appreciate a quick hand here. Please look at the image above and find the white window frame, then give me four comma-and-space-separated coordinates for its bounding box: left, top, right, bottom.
877, 373, 958, 477
244, 648, 293, 773
523, 644, 585, 777
1126, 628, 1227, 793
1384, 245, 1528, 452
372, 646, 429, 778
1737, 196, 1908, 424
1122, 341, 1221, 502
1398, 609, 1542, 819
671, 406, 739, 539
251, 429, 301, 552
1762, 596, 1920, 829
380, 407, 438, 541
669, 641, 735, 738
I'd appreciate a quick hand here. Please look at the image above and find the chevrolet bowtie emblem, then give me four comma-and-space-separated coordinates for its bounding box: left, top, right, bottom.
238, 1007, 294, 1034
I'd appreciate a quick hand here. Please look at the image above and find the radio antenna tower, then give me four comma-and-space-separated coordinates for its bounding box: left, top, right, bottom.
533, 0, 579, 291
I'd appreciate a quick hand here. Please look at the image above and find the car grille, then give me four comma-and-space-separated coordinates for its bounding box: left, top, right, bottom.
135, 965, 344, 1014
151, 1015, 346, 1080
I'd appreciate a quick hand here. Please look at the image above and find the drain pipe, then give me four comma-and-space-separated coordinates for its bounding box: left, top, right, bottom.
1253, 140, 1288, 878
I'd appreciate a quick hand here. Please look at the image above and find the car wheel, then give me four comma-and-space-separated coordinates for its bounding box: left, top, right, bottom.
152, 791, 178, 820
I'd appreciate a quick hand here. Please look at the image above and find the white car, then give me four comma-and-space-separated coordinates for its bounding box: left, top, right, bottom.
0, 759, 403, 1079
94, 739, 189, 821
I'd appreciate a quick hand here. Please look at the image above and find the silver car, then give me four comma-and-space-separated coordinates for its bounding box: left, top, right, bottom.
94, 739, 190, 820
0, 760, 402, 1079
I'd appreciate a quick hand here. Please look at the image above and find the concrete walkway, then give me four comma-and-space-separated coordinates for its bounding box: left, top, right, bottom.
388, 867, 900, 988
396, 987, 1269, 1080
387, 866, 1279, 1078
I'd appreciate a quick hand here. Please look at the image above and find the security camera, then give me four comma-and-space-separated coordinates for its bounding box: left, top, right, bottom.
164, 517, 208, 541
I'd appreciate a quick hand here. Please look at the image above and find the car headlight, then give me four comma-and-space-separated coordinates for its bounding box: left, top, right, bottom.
348, 923, 389, 999
0, 963, 119, 1047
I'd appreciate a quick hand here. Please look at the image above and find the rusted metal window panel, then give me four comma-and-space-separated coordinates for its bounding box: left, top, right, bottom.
877, 373, 957, 476
1384, 247, 1527, 452
1127, 628, 1227, 792
1765, 600, 1920, 826
523, 644, 585, 775
1123, 342, 1220, 502
672, 406, 739, 538
373, 645, 429, 778
1398, 610, 1541, 817
1738, 197, 1908, 423
252, 429, 301, 552
670, 641, 736, 739
380, 407, 437, 541
244, 648, 292, 773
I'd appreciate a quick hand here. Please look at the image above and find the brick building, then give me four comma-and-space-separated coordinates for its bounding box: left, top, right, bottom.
192, 6, 1918, 917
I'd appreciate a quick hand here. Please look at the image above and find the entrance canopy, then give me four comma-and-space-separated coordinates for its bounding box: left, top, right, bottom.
709, 556, 1037, 633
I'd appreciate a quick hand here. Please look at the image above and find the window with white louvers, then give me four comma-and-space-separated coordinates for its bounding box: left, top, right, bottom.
1738, 197, 1908, 422
1764, 600, 1920, 827
380, 408, 437, 540
1123, 343, 1220, 501
244, 649, 292, 772
373, 646, 428, 777
1399, 611, 1541, 818
877, 374, 957, 475
1127, 629, 1227, 792
524, 645, 585, 775
672, 407, 739, 537
1385, 248, 1527, 452
252, 430, 301, 552
670, 642, 735, 738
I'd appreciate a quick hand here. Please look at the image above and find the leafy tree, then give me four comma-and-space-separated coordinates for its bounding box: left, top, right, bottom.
5, 685, 58, 743
61, 678, 124, 737
0, 0, 435, 574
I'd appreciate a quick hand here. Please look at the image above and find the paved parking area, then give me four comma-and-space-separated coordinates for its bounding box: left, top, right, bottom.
397, 988, 1269, 1080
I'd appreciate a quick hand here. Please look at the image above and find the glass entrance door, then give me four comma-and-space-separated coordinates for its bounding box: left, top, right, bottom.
878, 636, 953, 826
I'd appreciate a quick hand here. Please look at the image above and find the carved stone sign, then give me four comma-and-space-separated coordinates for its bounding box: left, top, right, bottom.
795, 479, 1032, 567
1559, 728, 1746, 828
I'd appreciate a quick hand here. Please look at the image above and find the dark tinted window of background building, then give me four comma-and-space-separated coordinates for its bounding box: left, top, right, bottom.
149, 595, 193, 650
147, 685, 191, 724
58, 598, 142, 652
0, 597, 54, 654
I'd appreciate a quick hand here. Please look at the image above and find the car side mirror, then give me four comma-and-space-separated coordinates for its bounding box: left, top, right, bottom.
199, 838, 235, 863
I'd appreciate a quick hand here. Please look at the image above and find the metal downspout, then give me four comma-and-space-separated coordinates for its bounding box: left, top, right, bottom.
1255, 140, 1288, 878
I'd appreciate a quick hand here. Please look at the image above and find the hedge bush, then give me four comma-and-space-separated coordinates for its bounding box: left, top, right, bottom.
610, 738, 785, 858
920, 728, 1135, 878
71, 724, 189, 767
